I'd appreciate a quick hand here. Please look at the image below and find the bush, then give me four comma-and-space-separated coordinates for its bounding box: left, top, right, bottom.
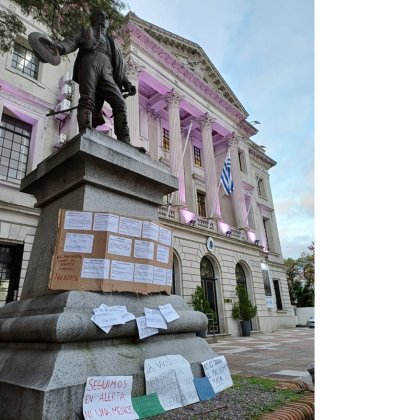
231, 284, 257, 321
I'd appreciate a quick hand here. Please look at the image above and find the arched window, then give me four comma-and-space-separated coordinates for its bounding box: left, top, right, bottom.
200, 256, 214, 278
235, 263, 246, 287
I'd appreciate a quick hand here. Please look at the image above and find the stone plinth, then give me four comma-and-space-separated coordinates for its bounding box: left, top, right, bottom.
0, 131, 217, 420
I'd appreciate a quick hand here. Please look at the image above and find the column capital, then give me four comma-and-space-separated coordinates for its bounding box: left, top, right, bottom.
146, 106, 160, 121
198, 112, 215, 129
126, 57, 145, 80
164, 89, 184, 107
225, 132, 245, 147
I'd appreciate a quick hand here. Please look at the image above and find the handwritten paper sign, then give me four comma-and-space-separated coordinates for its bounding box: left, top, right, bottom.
144, 355, 199, 411
201, 355, 233, 393
132, 393, 165, 419
83, 376, 138, 420
136, 316, 159, 340
144, 308, 167, 330
158, 304, 180, 323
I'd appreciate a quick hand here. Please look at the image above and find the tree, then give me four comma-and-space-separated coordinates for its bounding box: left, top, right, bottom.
284, 242, 315, 307
0, 0, 128, 54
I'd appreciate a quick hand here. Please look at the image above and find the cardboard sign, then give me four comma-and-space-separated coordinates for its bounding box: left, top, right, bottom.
49, 209, 173, 294
83, 376, 138, 420
144, 355, 199, 411
201, 355, 233, 393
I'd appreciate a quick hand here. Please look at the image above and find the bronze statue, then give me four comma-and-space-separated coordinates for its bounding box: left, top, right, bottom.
31, 10, 136, 144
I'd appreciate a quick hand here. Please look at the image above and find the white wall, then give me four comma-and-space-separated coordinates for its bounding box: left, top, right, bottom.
295, 307, 314, 326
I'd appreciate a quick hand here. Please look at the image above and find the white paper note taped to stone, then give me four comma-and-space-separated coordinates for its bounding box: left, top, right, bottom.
144, 307, 167, 329
144, 355, 199, 411
136, 316, 159, 339
158, 303, 180, 323
142, 221, 159, 241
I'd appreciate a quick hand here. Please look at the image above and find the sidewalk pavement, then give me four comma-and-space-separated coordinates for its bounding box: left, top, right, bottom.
208, 327, 315, 386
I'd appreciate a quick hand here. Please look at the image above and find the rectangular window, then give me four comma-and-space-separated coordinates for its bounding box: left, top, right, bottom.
11, 42, 40, 80
193, 146, 202, 167
0, 244, 24, 307
162, 128, 169, 151
273, 279, 283, 310
197, 191, 206, 217
257, 178, 266, 198
262, 269, 272, 296
0, 114, 32, 183
238, 149, 247, 172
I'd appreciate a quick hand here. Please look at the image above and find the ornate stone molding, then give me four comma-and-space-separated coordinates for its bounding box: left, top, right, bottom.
198, 113, 215, 129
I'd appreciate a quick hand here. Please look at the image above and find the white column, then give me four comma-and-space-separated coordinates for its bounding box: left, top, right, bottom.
147, 107, 160, 161
199, 113, 221, 219
228, 135, 249, 229
125, 57, 144, 148
165, 89, 186, 207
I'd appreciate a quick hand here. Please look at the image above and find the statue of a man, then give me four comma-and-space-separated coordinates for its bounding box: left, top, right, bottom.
53, 10, 136, 144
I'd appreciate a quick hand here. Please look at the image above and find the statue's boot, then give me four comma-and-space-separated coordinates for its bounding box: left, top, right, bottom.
77, 108, 92, 133
113, 111, 130, 144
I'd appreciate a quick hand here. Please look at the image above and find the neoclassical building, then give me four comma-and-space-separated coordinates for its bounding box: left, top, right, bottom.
0, 2, 296, 334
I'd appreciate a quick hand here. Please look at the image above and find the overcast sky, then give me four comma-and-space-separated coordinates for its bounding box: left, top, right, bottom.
130, 0, 314, 259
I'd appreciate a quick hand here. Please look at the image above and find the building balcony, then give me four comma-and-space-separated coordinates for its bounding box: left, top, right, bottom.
158, 205, 260, 246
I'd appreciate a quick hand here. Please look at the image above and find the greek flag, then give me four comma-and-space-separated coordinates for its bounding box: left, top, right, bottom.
220, 151, 234, 195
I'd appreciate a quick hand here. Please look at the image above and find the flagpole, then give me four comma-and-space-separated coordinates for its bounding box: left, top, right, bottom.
165, 121, 193, 210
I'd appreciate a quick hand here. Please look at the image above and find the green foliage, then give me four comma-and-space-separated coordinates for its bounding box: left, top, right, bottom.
0, 10, 25, 53
231, 284, 257, 321
191, 285, 214, 318
0, 0, 129, 53
285, 242, 315, 307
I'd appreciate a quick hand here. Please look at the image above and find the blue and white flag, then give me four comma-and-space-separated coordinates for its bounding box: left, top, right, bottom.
220, 151, 234, 195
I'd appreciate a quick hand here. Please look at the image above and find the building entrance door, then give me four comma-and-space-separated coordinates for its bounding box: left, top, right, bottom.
200, 257, 219, 334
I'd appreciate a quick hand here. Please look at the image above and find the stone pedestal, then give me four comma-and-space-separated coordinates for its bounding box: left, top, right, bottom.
0, 130, 217, 420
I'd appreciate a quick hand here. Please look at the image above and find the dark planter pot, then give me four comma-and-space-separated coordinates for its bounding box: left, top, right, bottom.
240, 320, 251, 337
196, 329, 207, 338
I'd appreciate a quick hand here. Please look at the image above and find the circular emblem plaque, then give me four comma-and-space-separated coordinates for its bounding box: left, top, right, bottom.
206, 237, 215, 252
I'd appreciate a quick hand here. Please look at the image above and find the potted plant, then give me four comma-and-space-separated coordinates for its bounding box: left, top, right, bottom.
191, 285, 215, 338
232, 284, 257, 336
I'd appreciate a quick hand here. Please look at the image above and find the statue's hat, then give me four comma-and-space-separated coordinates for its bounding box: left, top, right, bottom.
28, 32, 61, 66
